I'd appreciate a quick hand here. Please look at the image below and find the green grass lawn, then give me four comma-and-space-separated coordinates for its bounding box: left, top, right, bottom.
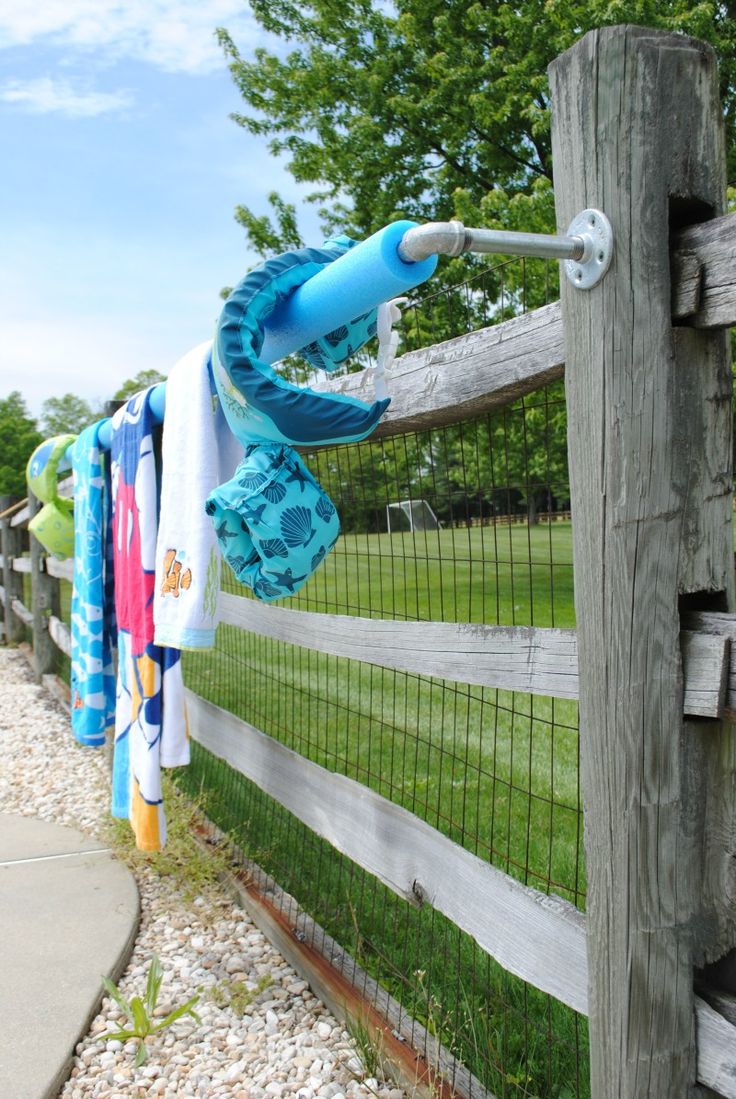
179, 519, 589, 1098
288, 521, 576, 627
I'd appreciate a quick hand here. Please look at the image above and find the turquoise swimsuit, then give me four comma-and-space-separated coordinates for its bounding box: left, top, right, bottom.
207, 238, 388, 602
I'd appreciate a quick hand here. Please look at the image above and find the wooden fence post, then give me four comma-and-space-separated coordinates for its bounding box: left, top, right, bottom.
1, 496, 26, 645
28, 491, 61, 681
549, 26, 736, 1097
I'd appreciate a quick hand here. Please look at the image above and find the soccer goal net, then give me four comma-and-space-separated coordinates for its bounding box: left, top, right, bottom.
386, 498, 441, 533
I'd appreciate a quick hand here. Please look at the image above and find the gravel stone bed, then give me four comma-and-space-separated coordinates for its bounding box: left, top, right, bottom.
0, 648, 409, 1099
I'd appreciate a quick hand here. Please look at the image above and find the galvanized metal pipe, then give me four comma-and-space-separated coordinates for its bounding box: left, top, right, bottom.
398, 220, 587, 263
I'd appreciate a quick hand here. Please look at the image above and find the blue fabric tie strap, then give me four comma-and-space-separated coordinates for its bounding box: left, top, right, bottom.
206, 443, 339, 603
213, 239, 389, 448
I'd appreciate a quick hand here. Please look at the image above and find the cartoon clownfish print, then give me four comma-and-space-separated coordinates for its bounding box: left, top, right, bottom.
161, 549, 192, 598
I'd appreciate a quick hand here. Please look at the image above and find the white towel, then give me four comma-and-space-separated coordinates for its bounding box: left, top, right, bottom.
153, 341, 243, 649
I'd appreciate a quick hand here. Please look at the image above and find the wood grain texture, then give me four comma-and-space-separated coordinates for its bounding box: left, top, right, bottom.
44, 557, 74, 583
697, 986, 736, 1029
674, 213, 736, 328
220, 593, 579, 697
10, 599, 33, 627
307, 302, 565, 438
550, 25, 736, 1097
48, 615, 71, 657
220, 595, 730, 718
695, 997, 736, 1097
300, 220, 733, 443
671, 250, 704, 320
185, 690, 736, 1089
0, 507, 25, 645
184, 688, 589, 1014
679, 630, 730, 718
683, 611, 736, 721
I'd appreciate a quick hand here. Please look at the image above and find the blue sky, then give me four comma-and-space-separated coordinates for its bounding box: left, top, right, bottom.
0, 1, 321, 420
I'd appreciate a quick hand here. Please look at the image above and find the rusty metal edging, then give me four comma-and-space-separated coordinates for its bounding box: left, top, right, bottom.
189, 819, 493, 1099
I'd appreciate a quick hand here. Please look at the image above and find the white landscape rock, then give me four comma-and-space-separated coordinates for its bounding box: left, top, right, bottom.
0, 648, 410, 1099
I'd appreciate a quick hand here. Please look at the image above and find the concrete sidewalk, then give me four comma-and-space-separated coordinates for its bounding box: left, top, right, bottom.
0, 814, 140, 1099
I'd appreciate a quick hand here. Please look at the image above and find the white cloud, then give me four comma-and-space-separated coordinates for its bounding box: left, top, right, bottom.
0, 77, 133, 116
0, 1, 260, 75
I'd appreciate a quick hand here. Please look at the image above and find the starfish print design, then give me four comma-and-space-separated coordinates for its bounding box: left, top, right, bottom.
285, 465, 310, 493
263, 449, 286, 473
242, 502, 267, 524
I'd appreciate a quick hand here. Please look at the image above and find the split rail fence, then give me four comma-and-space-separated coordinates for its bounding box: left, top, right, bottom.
4, 25, 736, 1099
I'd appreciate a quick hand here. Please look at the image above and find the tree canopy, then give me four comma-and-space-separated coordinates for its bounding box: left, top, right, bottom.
113, 369, 166, 401
218, 1, 736, 253
40, 393, 100, 437
218, 2, 736, 524
0, 392, 42, 500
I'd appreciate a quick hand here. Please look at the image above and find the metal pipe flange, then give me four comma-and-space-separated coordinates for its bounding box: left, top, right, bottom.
563, 209, 613, 290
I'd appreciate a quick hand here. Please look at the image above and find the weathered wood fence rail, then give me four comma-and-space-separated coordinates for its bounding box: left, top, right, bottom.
3, 24, 736, 1099
1, 482, 73, 706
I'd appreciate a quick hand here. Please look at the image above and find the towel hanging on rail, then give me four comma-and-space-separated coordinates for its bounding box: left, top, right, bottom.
69, 420, 117, 747
109, 388, 189, 852
153, 341, 243, 650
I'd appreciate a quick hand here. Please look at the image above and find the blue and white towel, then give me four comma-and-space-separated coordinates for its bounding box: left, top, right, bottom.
110, 389, 189, 851
70, 421, 116, 747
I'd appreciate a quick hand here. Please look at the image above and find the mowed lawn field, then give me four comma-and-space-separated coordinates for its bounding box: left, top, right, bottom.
181, 520, 589, 1097
289, 521, 577, 627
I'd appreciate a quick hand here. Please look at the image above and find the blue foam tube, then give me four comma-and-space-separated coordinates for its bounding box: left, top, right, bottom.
260, 220, 437, 363
94, 221, 437, 452
97, 383, 165, 450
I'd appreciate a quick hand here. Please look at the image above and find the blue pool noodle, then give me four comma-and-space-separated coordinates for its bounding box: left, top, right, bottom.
95, 222, 437, 451
260, 220, 437, 362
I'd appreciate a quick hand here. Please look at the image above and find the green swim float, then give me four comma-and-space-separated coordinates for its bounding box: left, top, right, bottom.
26, 434, 77, 559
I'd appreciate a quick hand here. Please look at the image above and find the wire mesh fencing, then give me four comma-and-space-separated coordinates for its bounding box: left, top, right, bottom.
177, 256, 589, 1098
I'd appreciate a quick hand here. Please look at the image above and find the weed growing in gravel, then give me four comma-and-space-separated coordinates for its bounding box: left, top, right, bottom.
101, 954, 201, 1067
103, 773, 232, 902
343, 1011, 386, 1081
209, 972, 272, 1015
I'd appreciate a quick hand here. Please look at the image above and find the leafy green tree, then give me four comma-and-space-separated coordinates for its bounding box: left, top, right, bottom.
234, 191, 303, 259
218, 1, 735, 529
113, 369, 166, 402
40, 393, 99, 436
0, 392, 42, 499
218, 1, 736, 252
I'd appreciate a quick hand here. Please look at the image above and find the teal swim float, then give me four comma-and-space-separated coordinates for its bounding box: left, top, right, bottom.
207, 237, 388, 602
